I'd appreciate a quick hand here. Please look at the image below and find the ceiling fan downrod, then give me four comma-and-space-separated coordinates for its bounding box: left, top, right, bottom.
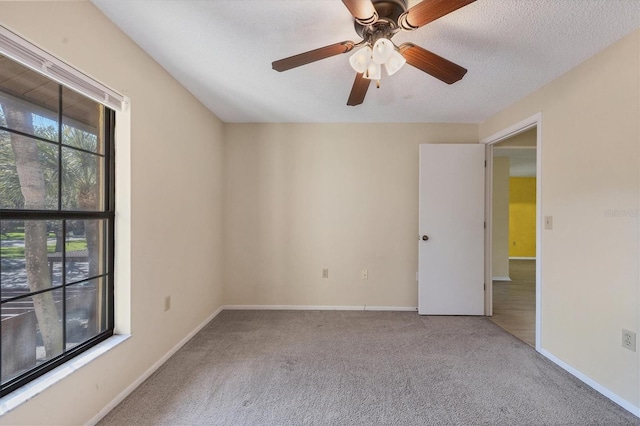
354, 0, 407, 41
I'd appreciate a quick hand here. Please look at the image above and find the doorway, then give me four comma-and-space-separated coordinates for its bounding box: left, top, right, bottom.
483, 113, 542, 351
489, 130, 537, 346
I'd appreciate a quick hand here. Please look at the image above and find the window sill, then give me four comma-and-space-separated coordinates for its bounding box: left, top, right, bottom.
0, 334, 131, 416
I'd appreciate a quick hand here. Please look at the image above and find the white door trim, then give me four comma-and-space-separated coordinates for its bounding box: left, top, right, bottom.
481, 112, 543, 353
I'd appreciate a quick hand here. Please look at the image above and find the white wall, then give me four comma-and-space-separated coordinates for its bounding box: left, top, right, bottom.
480, 29, 640, 407
223, 123, 477, 308
492, 157, 510, 279
0, 2, 225, 424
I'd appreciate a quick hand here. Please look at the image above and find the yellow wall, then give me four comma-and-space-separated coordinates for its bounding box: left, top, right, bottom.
509, 177, 536, 257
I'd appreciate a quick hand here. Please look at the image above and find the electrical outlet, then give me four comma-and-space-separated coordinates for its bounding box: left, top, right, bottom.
622, 329, 636, 351
164, 296, 171, 312
361, 269, 368, 280
322, 269, 329, 279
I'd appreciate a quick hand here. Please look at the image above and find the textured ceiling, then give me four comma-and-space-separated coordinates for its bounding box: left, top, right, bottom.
91, 0, 640, 123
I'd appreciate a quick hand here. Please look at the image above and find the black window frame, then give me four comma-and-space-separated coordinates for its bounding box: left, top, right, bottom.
0, 83, 115, 397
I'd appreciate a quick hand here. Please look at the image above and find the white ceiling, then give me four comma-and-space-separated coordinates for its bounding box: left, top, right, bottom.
91, 0, 640, 123
494, 147, 536, 177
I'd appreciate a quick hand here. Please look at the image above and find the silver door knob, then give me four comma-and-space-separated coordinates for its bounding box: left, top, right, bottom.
422, 235, 429, 241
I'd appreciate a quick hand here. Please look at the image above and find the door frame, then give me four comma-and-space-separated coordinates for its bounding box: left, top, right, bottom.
481, 112, 542, 352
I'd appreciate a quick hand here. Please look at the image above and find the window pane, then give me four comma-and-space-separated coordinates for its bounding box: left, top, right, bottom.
61, 147, 103, 211
66, 219, 105, 284
1, 297, 37, 383
1, 220, 64, 301
0, 131, 59, 210
0, 55, 59, 143
1, 288, 64, 384
0, 131, 21, 209
65, 278, 107, 349
62, 87, 103, 154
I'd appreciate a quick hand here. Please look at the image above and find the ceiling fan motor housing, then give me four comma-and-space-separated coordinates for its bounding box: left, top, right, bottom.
354, 0, 408, 42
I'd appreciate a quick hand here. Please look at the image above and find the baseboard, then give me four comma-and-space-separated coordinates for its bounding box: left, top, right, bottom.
540, 349, 640, 418
509, 257, 536, 260
492, 276, 512, 281
86, 306, 224, 426
223, 304, 418, 312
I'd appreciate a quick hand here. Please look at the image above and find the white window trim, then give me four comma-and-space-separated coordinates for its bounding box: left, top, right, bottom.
0, 24, 127, 112
0, 335, 131, 416
0, 22, 133, 414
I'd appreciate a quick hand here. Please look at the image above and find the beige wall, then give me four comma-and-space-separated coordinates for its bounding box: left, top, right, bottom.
480, 29, 640, 406
492, 157, 510, 278
0, 2, 225, 424
498, 127, 537, 147
1, 0, 639, 423
223, 123, 477, 308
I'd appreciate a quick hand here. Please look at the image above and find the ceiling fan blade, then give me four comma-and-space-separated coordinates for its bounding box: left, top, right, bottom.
400, 0, 475, 30
347, 72, 371, 106
272, 41, 356, 72
342, 0, 378, 25
399, 43, 467, 84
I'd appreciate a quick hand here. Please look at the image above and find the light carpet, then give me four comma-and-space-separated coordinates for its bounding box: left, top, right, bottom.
98, 310, 640, 425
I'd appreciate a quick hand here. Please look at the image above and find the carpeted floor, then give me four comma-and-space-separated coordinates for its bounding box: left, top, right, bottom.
98, 310, 640, 426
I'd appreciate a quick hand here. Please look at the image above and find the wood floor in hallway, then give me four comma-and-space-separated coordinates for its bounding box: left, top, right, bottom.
490, 259, 536, 346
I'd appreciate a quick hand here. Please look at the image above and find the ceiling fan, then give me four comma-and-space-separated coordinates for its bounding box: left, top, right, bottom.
272, 0, 475, 106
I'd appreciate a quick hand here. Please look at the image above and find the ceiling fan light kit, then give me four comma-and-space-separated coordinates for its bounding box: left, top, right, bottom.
371, 38, 394, 64
349, 45, 373, 73
384, 50, 406, 76
272, 0, 476, 106
365, 61, 382, 80
349, 37, 406, 80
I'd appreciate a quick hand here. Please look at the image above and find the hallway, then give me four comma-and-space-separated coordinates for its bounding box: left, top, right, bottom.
490, 259, 536, 346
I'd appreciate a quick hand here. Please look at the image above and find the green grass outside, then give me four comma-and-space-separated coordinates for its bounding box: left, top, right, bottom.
1, 232, 56, 240
0, 232, 27, 240
0, 240, 88, 259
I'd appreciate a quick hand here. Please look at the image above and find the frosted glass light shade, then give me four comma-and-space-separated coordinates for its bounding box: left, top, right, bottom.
364, 62, 381, 80
349, 46, 372, 74
384, 50, 406, 76
372, 38, 394, 64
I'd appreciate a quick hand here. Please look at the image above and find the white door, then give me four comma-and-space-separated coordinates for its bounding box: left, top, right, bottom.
419, 144, 485, 315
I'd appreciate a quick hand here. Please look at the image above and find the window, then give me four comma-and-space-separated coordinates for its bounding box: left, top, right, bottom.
0, 54, 115, 396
